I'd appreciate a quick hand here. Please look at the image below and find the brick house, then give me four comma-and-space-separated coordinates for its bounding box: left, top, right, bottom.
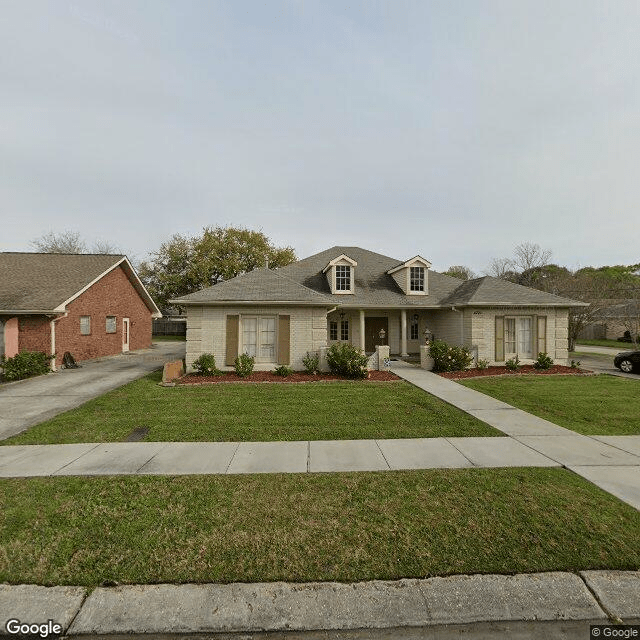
171, 246, 586, 372
0, 253, 161, 369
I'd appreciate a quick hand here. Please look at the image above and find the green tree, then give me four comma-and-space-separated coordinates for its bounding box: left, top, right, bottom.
442, 265, 476, 280
138, 226, 296, 310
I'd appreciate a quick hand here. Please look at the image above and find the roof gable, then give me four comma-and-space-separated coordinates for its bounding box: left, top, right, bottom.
0, 253, 160, 315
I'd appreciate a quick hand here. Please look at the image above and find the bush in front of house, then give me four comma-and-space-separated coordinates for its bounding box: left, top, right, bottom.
326, 342, 368, 379
234, 353, 255, 377
192, 353, 222, 376
273, 365, 293, 377
302, 351, 320, 374
505, 355, 521, 371
475, 358, 489, 370
533, 352, 554, 370
429, 340, 473, 372
1, 351, 55, 381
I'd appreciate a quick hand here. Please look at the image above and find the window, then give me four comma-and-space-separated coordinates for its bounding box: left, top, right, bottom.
410, 266, 425, 292
340, 320, 349, 341
106, 316, 117, 334
504, 317, 533, 358
410, 317, 419, 340
80, 316, 91, 335
329, 321, 338, 340
335, 265, 351, 291
241, 316, 276, 362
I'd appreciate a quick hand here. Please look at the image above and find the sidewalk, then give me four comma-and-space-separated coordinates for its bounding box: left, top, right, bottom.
2, 571, 638, 637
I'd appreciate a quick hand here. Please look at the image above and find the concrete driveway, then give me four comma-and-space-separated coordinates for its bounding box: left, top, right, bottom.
0, 341, 185, 441
571, 345, 640, 380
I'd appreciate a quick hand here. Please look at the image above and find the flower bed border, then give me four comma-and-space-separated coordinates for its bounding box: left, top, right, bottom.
437, 365, 591, 380
178, 370, 400, 385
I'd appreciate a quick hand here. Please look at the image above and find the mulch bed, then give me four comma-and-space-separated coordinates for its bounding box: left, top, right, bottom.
179, 370, 401, 384
438, 365, 589, 380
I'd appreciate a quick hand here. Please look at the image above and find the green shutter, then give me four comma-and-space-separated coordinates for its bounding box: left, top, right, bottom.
495, 316, 504, 361
537, 316, 547, 354
278, 315, 290, 365
225, 315, 239, 366
531, 315, 538, 357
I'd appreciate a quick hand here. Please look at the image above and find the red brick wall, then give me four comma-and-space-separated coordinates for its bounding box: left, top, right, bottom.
18, 316, 51, 354
52, 266, 153, 365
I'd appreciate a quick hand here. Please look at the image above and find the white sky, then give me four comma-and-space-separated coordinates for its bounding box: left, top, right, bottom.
1, 0, 639, 273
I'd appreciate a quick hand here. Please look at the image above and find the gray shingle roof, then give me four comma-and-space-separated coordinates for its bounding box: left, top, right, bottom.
171, 246, 585, 308
439, 276, 586, 307
0, 253, 127, 311
171, 268, 334, 305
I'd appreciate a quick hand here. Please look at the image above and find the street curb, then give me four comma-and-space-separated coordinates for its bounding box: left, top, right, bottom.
4, 571, 636, 637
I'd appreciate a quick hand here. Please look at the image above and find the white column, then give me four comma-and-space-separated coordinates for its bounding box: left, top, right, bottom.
359, 309, 365, 352
401, 309, 408, 356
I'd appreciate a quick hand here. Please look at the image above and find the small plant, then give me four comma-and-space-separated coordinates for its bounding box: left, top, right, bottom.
0, 351, 55, 381
505, 355, 521, 371
302, 351, 320, 374
429, 340, 473, 372
234, 352, 255, 378
533, 352, 554, 370
570, 359, 581, 369
192, 353, 222, 376
273, 365, 293, 377
475, 358, 489, 370
326, 342, 368, 379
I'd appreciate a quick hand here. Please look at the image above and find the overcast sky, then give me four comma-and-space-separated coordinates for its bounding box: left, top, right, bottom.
2, 0, 639, 273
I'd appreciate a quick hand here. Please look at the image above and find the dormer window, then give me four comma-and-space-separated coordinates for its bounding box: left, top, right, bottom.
322, 254, 357, 294
335, 265, 351, 291
410, 266, 425, 292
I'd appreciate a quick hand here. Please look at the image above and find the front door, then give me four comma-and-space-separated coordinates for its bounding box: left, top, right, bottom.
122, 318, 130, 352
364, 317, 388, 353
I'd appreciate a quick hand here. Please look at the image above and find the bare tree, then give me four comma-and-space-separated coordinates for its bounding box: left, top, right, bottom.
31, 231, 120, 255
512, 242, 552, 273
442, 265, 476, 280
31, 231, 87, 254
486, 257, 515, 279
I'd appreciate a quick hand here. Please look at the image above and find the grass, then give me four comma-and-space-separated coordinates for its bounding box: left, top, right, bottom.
576, 338, 634, 349
461, 375, 640, 436
152, 335, 186, 341
2, 372, 499, 445
1, 468, 638, 587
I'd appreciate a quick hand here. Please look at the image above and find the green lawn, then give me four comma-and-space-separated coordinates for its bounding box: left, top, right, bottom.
2, 372, 499, 445
1, 468, 638, 587
461, 375, 640, 435
576, 338, 634, 349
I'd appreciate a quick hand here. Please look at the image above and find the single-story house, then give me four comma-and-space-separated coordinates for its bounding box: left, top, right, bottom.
0, 253, 161, 369
579, 299, 639, 341
171, 246, 586, 371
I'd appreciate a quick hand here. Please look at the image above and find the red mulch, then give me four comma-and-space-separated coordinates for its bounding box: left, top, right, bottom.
179, 370, 401, 384
438, 365, 589, 380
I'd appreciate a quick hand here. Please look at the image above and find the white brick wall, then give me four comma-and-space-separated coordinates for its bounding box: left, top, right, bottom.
185, 305, 331, 372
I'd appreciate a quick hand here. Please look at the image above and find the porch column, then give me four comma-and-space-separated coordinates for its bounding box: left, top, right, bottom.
400, 309, 408, 357
359, 309, 365, 352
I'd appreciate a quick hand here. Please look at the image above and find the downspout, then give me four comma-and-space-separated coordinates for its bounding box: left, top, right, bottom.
50, 312, 68, 371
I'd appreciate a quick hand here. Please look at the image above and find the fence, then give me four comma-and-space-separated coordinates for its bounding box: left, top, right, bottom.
153, 318, 186, 336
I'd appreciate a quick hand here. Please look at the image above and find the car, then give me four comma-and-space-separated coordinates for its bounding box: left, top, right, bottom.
614, 350, 640, 373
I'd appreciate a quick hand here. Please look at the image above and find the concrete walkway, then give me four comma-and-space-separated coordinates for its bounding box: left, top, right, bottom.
389, 361, 640, 510
2, 571, 638, 636
0, 341, 185, 440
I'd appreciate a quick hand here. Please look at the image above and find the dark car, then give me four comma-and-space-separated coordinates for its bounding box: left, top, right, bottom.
614, 350, 640, 373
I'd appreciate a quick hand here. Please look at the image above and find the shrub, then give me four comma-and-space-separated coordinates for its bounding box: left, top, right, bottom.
476, 358, 489, 370
192, 353, 222, 376
234, 353, 255, 377
505, 355, 521, 371
302, 351, 320, 374
273, 365, 293, 377
570, 359, 581, 369
533, 352, 554, 370
1, 351, 54, 381
429, 340, 473, 372
326, 343, 368, 379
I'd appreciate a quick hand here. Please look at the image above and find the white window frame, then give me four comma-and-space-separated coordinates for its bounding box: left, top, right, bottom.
240, 315, 277, 363
80, 316, 91, 335
340, 319, 349, 341
334, 265, 352, 292
409, 266, 425, 292
329, 321, 338, 341
504, 316, 533, 359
